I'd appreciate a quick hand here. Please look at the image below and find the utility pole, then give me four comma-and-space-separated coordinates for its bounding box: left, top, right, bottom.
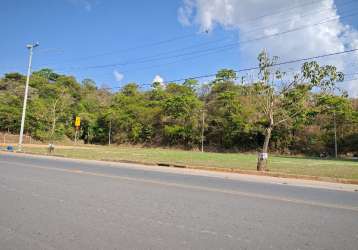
108, 120, 111, 145
74, 129, 78, 144
333, 111, 338, 159
18, 42, 39, 151
201, 109, 205, 152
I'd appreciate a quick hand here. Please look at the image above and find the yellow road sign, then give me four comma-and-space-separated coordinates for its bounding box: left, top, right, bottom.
75, 117, 81, 127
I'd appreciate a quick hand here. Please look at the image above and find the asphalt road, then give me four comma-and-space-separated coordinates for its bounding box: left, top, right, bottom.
0, 153, 357, 250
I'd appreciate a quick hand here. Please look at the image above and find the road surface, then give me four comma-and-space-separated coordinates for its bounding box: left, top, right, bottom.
0, 152, 357, 249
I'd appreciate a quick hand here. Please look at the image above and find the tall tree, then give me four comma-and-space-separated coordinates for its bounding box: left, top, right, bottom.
255, 50, 344, 171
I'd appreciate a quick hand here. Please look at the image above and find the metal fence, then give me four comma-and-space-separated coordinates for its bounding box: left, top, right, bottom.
0, 133, 38, 145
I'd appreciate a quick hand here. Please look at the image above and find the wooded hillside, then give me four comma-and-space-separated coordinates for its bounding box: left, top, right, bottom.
1, 52, 357, 156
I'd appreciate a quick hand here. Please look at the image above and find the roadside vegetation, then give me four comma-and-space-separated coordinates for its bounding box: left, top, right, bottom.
1, 50, 357, 171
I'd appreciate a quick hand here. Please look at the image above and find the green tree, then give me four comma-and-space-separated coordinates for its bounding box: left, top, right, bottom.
0, 73, 26, 133
255, 50, 344, 171
205, 71, 256, 149
162, 83, 202, 147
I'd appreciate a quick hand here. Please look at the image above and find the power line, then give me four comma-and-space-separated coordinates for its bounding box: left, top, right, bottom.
50, 33, 202, 65
38, 35, 234, 71
234, 0, 326, 26
342, 77, 358, 82
91, 45, 358, 81
163, 48, 358, 83
99, 74, 358, 92
95, 48, 358, 92
39, 0, 330, 67
344, 72, 358, 77
51, 10, 358, 73
243, 0, 356, 36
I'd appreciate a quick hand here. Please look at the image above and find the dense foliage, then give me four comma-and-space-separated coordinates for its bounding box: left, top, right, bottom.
1, 58, 357, 157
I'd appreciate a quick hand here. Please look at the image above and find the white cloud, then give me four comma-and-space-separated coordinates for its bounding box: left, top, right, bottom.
152, 75, 164, 83
178, 0, 195, 26
113, 70, 124, 82
178, 0, 358, 96
152, 75, 166, 89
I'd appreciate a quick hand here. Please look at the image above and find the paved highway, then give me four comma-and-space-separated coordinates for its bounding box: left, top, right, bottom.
0, 153, 357, 249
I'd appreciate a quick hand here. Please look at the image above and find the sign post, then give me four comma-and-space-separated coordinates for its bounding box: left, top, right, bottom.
75, 117, 81, 144
75, 117, 81, 127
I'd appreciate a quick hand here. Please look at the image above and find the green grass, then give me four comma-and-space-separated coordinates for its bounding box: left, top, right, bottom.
22, 145, 358, 180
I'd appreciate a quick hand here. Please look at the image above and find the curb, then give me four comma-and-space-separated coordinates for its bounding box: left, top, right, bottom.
185, 165, 358, 185
5, 150, 358, 185
102, 159, 358, 185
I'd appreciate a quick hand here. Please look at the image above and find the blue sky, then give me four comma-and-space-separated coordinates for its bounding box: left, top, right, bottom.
1, 0, 358, 93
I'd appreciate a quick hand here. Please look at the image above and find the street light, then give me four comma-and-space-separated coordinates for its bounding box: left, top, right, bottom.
18, 42, 39, 150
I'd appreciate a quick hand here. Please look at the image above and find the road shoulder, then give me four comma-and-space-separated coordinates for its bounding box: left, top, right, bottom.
2, 151, 358, 192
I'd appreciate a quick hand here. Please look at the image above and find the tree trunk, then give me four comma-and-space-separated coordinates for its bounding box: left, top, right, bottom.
257, 126, 272, 171
50, 116, 56, 143
50, 96, 61, 143
87, 128, 90, 144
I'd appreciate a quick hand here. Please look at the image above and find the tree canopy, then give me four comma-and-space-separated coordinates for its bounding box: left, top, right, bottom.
1, 52, 357, 161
